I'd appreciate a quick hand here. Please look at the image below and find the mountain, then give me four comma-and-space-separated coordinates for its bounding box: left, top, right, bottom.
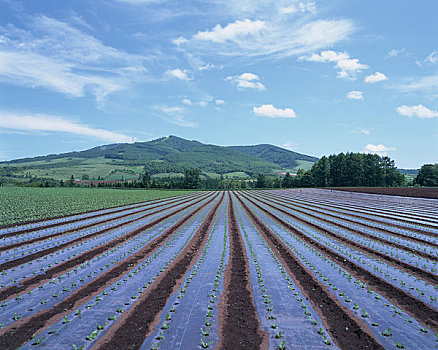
0, 136, 317, 181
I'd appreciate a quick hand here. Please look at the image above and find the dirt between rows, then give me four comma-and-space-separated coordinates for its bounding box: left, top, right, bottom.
0, 192, 204, 239
0, 193, 215, 303
330, 187, 438, 199
0, 192, 207, 251
260, 191, 438, 246
266, 191, 438, 240
240, 193, 438, 333
91, 193, 224, 349
274, 190, 438, 230
0, 194, 219, 349
235, 193, 384, 350
216, 195, 269, 350
246, 192, 438, 286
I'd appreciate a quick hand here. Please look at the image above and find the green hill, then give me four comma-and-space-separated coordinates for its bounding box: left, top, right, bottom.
0, 136, 317, 181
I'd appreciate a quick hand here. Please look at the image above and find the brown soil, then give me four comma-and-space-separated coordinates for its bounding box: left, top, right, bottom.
91, 193, 224, 350
246, 192, 438, 285
0, 193, 215, 303
265, 191, 438, 239
0, 194, 219, 349
235, 193, 384, 350
260, 191, 438, 247
330, 187, 438, 199
215, 195, 269, 350
0, 192, 206, 252
240, 193, 438, 333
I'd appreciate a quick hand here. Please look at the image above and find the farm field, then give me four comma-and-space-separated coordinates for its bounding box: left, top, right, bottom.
0, 189, 437, 349
0, 187, 195, 227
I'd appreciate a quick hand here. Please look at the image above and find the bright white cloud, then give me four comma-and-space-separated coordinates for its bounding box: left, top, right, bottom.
253, 104, 296, 118
425, 51, 438, 65
346, 90, 364, 100
177, 18, 353, 59
363, 144, 396, 156
226, 73, 266, 91
182, 99, 192, 105
215, 99, 226, 105
299, 50, 368, 80
0, 16, 148, 102
164, 68, 192, 81
0, 113, 133, 143
280, 2, 316, 14
396, 104, 438, 119
365, 72, 388, 83
198, 63, 216, 71
194, 19, 266, 43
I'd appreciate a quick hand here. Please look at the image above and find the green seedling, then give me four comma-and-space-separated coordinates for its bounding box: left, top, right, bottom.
276, 340, 286, 350
72, 345, 84, 350
96, 321, 107, 330
12, 312, 21, 320
48, 327, 59, 334
62, 316, 69, 324
323, 335, 331, 345
201, 327, 209, 336
156, 331, 165, 340
165, 313, 171, 321
275, 331, 284, 339
108, 315, 117, 321
33, 337, 46, 345
381, 328, 392, 337
362, 310, 369, 318
86, 330, 98, 341
396, 341, 405, 349
161, 322, 169, 330
201, 339, 213, 348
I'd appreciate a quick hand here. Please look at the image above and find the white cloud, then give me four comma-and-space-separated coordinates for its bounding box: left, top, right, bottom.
396, 104, 438, 119
0, 113, 133, 143
172, 36, 188, 46
0, 16, 148, 102
164, 68, 192, 81
280, 2, 316, 14
299, 50, 368, 80
226, 72, 266, 91
424, 51, 438, 65
385, 48, 406, 58
396, 75, 438, 93
198, 63, 217, 71
281, 141, 298, 150
365, 72, 388, 83
198, 101, 208, 107
215, 99, 226, 105
359, 129, 370, 135
346, 90, 364, 100
182, 99, 192, 105
194, 19, 266, 43
176, 18, 353, 59
363, 144, 396, 156
156, 106, 196, 127
253, 104, 296, 118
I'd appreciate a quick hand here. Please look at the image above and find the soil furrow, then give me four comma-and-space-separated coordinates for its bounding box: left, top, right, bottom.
254, 192, 438, 260
0, 194, 220, 350
235, 193, 384, 350
216, 195, 269, 350
239, 193, 438, 333
246, 192, 438, 285
269, 191, 438, 238
90, 193, 225, 350
261, 192, 438, 247
0, 192, 206, 252
0, 192, 203, 239
0, 193, 216, 303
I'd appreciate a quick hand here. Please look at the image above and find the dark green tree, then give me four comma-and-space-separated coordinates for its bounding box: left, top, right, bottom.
415, 164, 438, 186
183, 168, 201, 189
255, 173, 267, 188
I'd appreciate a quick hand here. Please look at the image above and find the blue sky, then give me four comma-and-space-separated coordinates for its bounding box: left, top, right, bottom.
0, 0, 437, 168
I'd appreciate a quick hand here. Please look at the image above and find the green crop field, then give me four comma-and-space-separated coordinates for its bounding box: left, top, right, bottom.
0, 187, 196, 226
